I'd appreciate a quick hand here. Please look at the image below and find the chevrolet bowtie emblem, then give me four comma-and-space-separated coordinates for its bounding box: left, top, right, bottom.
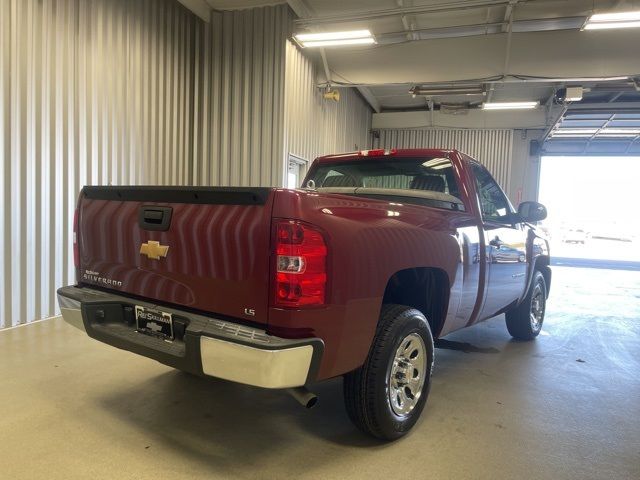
140, 241, 169, 260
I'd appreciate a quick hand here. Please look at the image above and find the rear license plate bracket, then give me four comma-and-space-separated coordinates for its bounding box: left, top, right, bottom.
135, 306, 174, 341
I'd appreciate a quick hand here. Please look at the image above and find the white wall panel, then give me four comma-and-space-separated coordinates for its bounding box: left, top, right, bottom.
373, 128, 514, 195
510, 129, 545, 204
284, 40, 372, 173
0, 0, 200, 328
192, 6, 291, 187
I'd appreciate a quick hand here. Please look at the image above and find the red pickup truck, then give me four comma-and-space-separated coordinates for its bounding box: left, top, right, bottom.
57, 148, 550, 440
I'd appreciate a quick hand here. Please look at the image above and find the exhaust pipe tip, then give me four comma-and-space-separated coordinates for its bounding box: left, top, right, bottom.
287, 387, 318, 409
305, 395, 319, 409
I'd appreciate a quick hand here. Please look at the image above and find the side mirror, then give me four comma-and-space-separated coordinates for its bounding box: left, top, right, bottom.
518, 201, 547, 223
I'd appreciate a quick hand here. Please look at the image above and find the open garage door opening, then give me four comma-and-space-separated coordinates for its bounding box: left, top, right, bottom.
539, 156, 640, 268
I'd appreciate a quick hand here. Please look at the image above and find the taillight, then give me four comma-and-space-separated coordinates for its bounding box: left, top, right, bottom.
73, 208, 79, 268
273, 220, 327, 307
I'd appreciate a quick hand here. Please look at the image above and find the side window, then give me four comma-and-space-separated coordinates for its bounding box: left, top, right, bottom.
471, 163, 511, 222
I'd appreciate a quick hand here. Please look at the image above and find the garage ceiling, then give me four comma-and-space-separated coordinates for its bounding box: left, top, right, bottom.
188, 0, 640, 145
197, 0, 640, 115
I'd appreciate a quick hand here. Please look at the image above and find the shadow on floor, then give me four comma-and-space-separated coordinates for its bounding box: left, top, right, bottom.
95, 321, 538, 474
97, 370, 385, 474
435, 339, 501, 353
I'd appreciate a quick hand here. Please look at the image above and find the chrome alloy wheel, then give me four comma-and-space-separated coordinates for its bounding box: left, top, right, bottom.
388, 333, 427, 417
530, 284, 545, 331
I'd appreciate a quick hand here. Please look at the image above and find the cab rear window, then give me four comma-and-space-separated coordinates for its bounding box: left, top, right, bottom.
308, 157, 461, 198
306, 157, 465, 211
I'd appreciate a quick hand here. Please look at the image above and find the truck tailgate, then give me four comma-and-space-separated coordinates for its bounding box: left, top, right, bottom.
77, 186, 274, 324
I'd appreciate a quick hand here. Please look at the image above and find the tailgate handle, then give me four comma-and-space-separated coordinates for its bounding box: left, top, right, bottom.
139, 206, 172, 231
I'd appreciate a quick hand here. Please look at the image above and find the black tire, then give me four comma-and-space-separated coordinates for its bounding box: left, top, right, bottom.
343, 304, 434, 441
505, 270, 547, 341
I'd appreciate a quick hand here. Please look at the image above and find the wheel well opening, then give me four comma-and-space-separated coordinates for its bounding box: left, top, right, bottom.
382, 268, 449, 338
535, 256, 551, 297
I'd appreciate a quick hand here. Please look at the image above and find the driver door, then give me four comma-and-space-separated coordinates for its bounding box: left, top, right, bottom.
471, 163, 528, 320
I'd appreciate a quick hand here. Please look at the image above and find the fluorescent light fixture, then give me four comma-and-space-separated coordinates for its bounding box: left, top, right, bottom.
589, 11, 640, 21
482, 101, 538, 110
295, 30, 372, 42
583, 11, 640, 30
300, 38, 375, 48
294, 30, 375, 48
410, 85, 485, 97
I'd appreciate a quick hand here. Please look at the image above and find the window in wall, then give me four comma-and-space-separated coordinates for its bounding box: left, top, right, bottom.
287, 154, 308, 188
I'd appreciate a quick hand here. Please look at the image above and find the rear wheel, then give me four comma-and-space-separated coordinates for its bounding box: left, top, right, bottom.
343, 305, 434, 441
505, 270, 547, 340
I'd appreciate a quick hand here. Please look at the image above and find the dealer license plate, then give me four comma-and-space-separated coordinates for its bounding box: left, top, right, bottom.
135, 306, 174, 340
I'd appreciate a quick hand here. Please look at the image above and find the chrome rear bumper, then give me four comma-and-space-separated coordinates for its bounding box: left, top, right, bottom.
57, 286, 322, 389
199, 337, 313, 388
57, 295, 85, 331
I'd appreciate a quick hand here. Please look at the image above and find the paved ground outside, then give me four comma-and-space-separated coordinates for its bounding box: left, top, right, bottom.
550, 238, 640, 270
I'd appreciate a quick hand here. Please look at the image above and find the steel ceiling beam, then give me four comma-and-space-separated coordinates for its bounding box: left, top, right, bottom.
287, 0, 313, 18
397, 0, 419, 42
318, 28, 640, 87
293, 0, 513, 27
355, 86, 382, 113
177, 0, 211, 22
501, 0, 517, 33
502, 3, 514, 75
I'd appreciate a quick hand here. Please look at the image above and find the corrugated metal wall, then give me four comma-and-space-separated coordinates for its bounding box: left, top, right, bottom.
373, 129, 514, 193
191, 6, 291, 187
0, 0, 200, 328
1, 2, 373, 328
284, 40, 372, 168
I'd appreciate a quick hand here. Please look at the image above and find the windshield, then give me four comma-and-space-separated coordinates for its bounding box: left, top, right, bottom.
305, 156, 464, 210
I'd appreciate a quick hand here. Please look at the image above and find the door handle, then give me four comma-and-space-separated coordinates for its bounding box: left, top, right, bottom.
143, 210, 164, 223
139, 206, 172, 231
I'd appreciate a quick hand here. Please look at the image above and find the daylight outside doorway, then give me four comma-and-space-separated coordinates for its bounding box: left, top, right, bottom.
538, 156, 640, 268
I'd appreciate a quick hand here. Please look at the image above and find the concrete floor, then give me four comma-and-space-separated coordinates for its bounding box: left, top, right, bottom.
1, 266, 639, 480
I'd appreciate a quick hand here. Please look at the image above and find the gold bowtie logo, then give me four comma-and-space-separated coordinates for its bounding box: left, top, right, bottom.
140, 241, 169, 260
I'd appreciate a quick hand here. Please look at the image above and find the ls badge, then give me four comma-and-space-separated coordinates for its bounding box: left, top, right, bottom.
140, 240, 169, 260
